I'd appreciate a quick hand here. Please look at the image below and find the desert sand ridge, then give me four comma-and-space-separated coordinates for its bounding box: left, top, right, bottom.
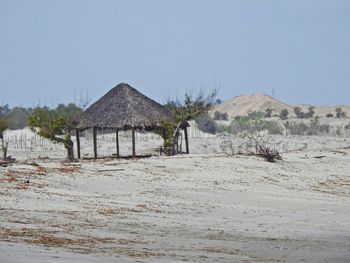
212, 93, 295, 119
212, 93, 350, 119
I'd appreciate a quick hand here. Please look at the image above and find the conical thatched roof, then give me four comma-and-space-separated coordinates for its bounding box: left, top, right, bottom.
77, 83, 175, 130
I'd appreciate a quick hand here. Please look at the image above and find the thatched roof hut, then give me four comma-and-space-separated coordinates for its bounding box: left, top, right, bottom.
78, 83, 175, 130
76, 83, 186, 159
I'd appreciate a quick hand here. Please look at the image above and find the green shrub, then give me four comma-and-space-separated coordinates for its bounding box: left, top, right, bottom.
284, 119, 330, 136
264, 108, 273, 118
284, 121, 308, 135
195, 114, 217, 134
213, 111, 228, 120
247, 111, 265, 120
279, 109, 289, 120
229, 118, 283, 135
336, 107, 346, 118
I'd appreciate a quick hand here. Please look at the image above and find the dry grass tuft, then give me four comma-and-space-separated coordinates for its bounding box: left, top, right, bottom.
58, 166, 81, 173
0, 177, 17, 183
4, 166, 46, 178
28, 235, 101, 248
117, 239, 146, 245
14, 181, 47, 190
136, 204, 161, 213
113, 247, 162, 258
97, 207, 142, 216
314, 176, 350, 195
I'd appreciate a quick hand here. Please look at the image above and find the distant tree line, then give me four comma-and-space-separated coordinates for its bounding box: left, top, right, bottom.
0, 104, 33, 130
195, 106, 349, 136
0, 103, 87, 131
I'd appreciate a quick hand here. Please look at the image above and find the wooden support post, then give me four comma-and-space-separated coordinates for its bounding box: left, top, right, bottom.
131, 127, 136, 157
184, 127, 189, 154
93, 126, 97, 159
116, 129, 119, 158
76, 129, 81, 159
162, 128, 166, 140
176, 138, 179, 153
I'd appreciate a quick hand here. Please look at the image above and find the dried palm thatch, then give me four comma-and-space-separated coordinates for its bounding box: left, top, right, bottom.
77, 83, 175, 130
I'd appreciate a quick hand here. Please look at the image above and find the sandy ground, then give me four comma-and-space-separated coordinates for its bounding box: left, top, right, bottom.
1, 129, 350, 262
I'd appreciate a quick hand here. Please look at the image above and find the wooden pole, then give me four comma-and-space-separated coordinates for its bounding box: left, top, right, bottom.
116, 129, 119, 158
131, 127, 136, 157
76, 129, 81, 159
93, 127, 97, 159
184, 127, 189, 154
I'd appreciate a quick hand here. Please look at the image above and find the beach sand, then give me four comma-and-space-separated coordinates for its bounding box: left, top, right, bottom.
1, 128, 350, 262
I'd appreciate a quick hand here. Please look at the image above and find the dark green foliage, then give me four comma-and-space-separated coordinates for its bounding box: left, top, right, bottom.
307, 106, 315, 118
163, 89, 218, 154
336, 107, 346, 118
279, 109, 289, 120
165, 89, 218, 124
215, 99, 222, 105
345, 122, 350, 130
5, 107, 30, 130
0, 105, 32, 130
294, 107, 303, 118
264, 108, 273, 118
213, 111, 228, 120
294, 106, 315, 119
195, 114, 217, 134
28, 103, 82, 161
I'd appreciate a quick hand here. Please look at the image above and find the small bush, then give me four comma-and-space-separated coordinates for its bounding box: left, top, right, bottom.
213, 111, 228, 120
284, 119, 330, 136
294, 106, 314, 119
229, 117, 283, 135
264, 108, 273, 118
245, 135, 282, 162
279, 109, 289, 120
247, 111, 265, 120
284, 121, 308, 135
336, 107, 346, 118
195, 114, 217, 134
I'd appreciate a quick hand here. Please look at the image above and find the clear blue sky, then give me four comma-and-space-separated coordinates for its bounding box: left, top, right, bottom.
0, 0, 349, 107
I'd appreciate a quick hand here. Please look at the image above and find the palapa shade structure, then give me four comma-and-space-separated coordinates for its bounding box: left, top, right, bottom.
78, 83, 174, 130
76, 83, 180, 159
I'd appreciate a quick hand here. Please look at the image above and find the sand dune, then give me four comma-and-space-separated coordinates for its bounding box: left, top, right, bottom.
211, 94, 294, 119
212, 93, 350, 119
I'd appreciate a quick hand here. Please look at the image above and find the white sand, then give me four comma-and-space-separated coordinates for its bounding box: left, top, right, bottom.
1, 128, 350, 262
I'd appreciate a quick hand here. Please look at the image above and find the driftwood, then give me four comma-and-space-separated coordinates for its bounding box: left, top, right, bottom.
313, 155, 327, 159
98, 168, 125, 172
0, 158, 15, 167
